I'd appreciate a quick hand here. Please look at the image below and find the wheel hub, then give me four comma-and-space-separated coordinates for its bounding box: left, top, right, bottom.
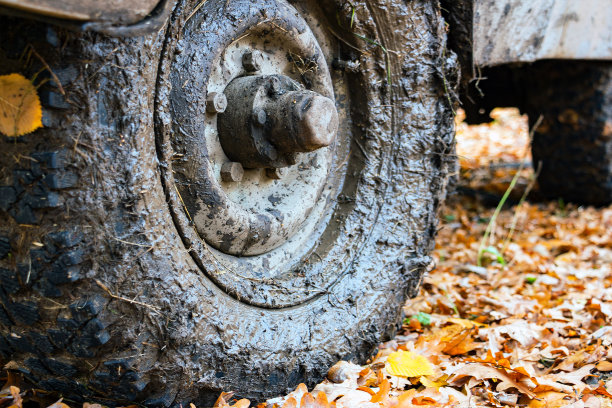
218, 73, 338, 169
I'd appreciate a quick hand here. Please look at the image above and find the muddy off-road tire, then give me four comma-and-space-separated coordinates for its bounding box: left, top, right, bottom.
525, 61, 612, 205
0, 0, 456, 405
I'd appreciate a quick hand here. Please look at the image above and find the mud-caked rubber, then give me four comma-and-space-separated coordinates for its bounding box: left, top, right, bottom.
524, 61, 612, 205
0, 1, 457, 405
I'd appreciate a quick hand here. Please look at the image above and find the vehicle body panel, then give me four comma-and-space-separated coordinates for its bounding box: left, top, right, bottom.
0, 0, 159, 24
473, 0, 612, 67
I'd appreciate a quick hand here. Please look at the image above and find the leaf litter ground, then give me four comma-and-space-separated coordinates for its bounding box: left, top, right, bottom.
2, 109, 610, 407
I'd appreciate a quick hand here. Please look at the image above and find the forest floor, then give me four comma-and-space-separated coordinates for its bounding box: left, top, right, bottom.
2, 110, 611, 408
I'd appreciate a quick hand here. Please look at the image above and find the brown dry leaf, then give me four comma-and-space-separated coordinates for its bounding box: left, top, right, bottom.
448, 363, 537, 398
0, 73, 43, 137
528, 391, 570, 408
441, 326, 479, 356
543, 364, 596, 393
596, 361, 612, 371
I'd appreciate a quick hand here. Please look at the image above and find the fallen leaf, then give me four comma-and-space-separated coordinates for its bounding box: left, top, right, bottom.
8, 386, 21, 408
528, 391, 569, 408
386, 351, 434, 377
596, 361, 612, 371
0, 73, 43, 137
281, 397, 297, 408
47, 399, 70, 408
448, 363, 536, 398
370, 379, 390, 403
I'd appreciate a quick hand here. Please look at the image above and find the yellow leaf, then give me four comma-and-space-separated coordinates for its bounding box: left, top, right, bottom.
446, 318, 487, 328
419, 376, 447, 389
386, 350, 434, 377
0, 73, 43, 137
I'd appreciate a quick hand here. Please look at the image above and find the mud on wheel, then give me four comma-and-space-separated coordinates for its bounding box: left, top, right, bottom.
0, 0, 456, 405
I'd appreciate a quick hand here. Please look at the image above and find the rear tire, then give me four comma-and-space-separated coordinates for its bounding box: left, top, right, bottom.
0, 0, 456, 405
525, 61, 612, 205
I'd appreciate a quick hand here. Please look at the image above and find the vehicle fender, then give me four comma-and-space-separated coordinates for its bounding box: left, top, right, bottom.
473, 0, 612, 66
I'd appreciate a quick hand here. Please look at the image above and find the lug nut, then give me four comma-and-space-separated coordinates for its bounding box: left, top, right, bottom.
265, 167, 287, 179
242, 50, 264, 72
268, 77, 282, 95
206, 92, 228, 113
221, 162, 244, 182
253, 108, 267, 127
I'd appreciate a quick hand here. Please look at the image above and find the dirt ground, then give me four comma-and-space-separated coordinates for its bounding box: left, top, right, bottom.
2, 110, 611, 407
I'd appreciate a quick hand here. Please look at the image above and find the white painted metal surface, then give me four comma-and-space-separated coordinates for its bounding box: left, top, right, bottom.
473, 0, 612, 66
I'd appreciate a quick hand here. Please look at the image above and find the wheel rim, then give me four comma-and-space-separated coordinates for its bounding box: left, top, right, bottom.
155, 0, 374, 308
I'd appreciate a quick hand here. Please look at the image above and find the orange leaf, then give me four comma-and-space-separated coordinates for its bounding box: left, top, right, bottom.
281, 397, 297, 408
412, 396, 438, 405
9, 387, 21, 408
300, 393, 323, 408
0, 73, 43, 137
441, 328, 479, 356
396, 390, 418, 408
585, 384, 612, 399
356, 386, 375, 396
315, 391, 329, 407
214, 392, 235, 407
371, 379, 390, 403
231, 399, 250, 408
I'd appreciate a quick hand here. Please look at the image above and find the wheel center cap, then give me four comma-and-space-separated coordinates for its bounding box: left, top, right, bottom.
218, 73, 339, 170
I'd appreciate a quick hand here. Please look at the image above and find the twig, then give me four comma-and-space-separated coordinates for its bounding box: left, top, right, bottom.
95, 279, 161, 314
186, 0, 208, 24
477, 115, 543, 266
112, 237, 153, 248
174, 185, 194, 224
29, 46, 68, 100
